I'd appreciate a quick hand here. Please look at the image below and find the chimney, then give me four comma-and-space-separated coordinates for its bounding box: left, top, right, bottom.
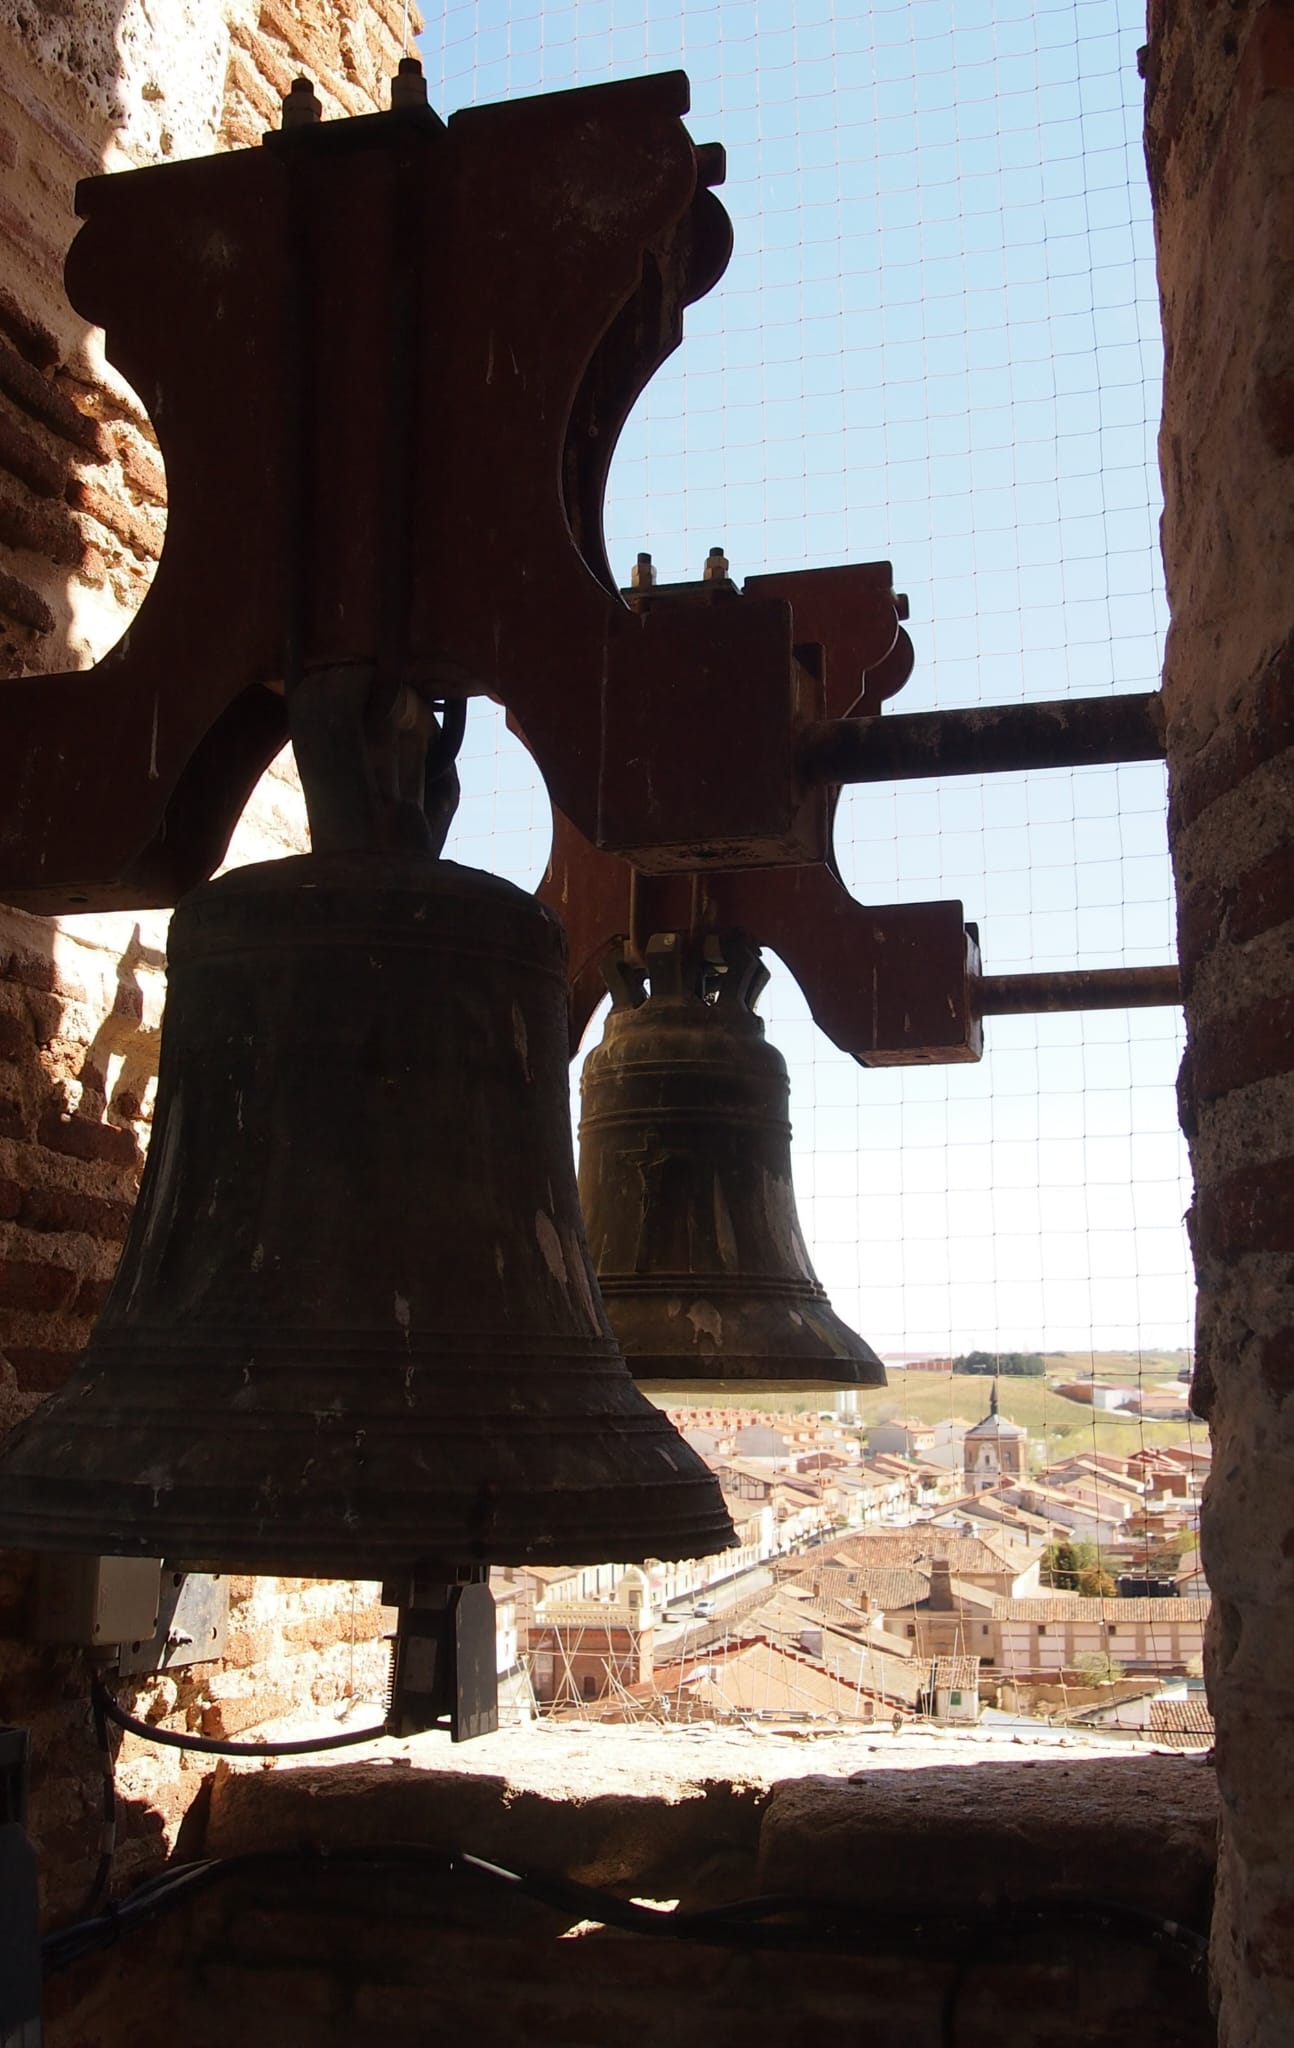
928, 1559, 957, 1612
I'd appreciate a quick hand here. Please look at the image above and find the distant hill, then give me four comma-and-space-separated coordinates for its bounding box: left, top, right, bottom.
654, 1354, 1204, 1456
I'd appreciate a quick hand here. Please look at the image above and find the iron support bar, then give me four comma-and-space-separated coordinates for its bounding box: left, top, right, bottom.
975, 966, 1181, 1016
798, 691, 1165, 785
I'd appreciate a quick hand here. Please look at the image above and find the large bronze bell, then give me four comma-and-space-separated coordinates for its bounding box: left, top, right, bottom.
0, 855, 735, 1575
578, 932, 887, 1395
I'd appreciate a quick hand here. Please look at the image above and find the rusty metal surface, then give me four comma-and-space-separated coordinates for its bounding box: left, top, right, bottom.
0, 68, 1169, 1083
797, 691, 1166, 787
541, 811, 981, 1067
536, 556, 977, 1068
0, 853, 735, 1570
0, 73, 906, 909
974, 965, 1182, 1015
116, 1569, 229, 1676
578, 933, 886, 1392
536, 548, 978, 1056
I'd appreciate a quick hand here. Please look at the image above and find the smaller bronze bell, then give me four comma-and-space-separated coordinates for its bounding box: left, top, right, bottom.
578, 931, 887, 1395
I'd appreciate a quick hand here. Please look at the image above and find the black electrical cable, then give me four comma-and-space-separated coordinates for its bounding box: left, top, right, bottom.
90, 1675, 386, 1759
42, 1835, 1209, 1970
75, 1680, 117, 1919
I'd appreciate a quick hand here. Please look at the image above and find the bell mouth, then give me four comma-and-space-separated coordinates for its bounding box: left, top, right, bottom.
598, 1285, 887, 1396
0, 1339, 739, 1574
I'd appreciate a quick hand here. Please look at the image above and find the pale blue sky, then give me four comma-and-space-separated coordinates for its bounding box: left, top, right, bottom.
422, 0, 1192, 1360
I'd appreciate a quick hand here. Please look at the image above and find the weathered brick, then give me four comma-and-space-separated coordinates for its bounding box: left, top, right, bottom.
0, 565, 54, 636
1195, 1160, 1294, 1257
0, 285, 58, 372
0, 339, 107, 457
4, 1348, 83, 1393
0, 401, 63, 497
24, 989, 65, 1045
230, 17, 295, 96
1230, 845, 1294, 946
113, 432, 167, 506
72, 1274, 115, 1317
1260, 1331, 1294, 1403
0, 1009, 31, 1061
1192, 992, 1294, 1102
281, 1604, 389, 1651
200, 1691, 296, 1741
0, 946, 84, 1003
0, 1096, 30, 1140
0, 1258, 79, 1312
18, 1186, 133, 1242
1179, 850, 1294, 980
1176, 875, 1228, 971
219, 1625, 278, 1670
1168, 641, 1294, 834
66, 477, 164, 561
38, 1107, 139, 1170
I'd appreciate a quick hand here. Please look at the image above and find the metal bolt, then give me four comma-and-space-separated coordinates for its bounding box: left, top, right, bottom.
630, 551, 657, 589
281, 77, 322, 128
391, 56, 427, 110
703, 545, 729, 583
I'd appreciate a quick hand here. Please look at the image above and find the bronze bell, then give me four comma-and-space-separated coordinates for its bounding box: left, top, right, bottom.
0, 855, 735, 1575
578, 931, 887, 1395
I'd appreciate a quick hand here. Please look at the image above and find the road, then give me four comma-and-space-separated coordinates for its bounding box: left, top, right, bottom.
653, 1562, 777, 1654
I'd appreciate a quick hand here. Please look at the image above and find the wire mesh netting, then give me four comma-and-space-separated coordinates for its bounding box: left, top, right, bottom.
429, 0, 1193, 1445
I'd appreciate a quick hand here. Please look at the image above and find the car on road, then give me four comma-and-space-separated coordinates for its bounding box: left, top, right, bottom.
693, 1597, 717, 1618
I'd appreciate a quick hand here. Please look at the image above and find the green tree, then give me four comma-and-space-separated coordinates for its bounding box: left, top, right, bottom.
954, 1350, 1046, 1376
1078, 1565, 1117, 1598
1042, 1541, 1080, 1590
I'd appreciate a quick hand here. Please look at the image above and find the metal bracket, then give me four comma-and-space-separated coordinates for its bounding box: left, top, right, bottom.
115, 1569, 229, 1676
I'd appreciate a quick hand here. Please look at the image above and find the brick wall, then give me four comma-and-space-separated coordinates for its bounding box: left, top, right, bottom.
1, 0, 416, 1928
1145, 0, 1294, 2038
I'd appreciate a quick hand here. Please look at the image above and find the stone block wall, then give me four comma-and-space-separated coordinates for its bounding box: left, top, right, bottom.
0, 0, 416, 1928
1145, 0, 1294, 2040
39, 1744, 1220, 2048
